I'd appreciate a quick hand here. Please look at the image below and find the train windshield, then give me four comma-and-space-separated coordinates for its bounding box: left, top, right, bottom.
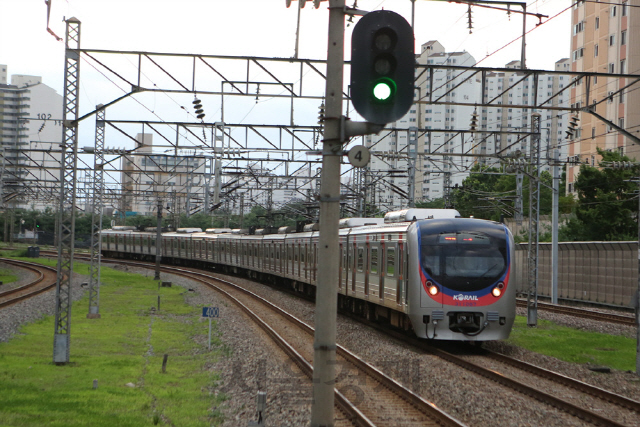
421, 226, 507, 292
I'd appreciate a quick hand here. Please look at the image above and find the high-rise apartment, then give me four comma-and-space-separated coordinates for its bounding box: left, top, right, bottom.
364, 42, 569, 210
0, 66, 63, 210
569, 0, 640, 191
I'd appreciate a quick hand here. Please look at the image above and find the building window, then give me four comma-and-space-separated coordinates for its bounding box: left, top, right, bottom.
621, 59, 626, 74
619, 118, 625, 129
611, 6, 617, 16
609, 63, 615, 73
595, 17, 599, 29
622, 1, 628, 16
609, 34, 615, 46
594, 44, 598, 57
621, 30, 627, 46
592, 127, 596, 139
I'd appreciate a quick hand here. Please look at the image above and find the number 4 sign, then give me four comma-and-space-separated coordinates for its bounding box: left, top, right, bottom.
347, 145, 370, 168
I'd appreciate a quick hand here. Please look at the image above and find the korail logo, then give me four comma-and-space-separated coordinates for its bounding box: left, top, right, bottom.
453, 294, 479, 301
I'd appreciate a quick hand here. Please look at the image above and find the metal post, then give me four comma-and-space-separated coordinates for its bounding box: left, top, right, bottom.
526, 113, 541, 326
551, 148, 559, 304
54, 17, 81, 364
636, 177, 640, 376
311, 1, 344, 425
154, 198, 162, 281
87, 104, 105, 319
408, 127, 417, 208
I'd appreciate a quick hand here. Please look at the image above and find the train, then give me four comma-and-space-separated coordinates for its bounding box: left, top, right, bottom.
101, 208, 516, 342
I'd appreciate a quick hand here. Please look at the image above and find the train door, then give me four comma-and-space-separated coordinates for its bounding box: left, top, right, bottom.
364, 241, 370, 297
370, 244, 379, 298
356, 244, 364, 295
312, 241, 317, 283
378, 242, 385, 302
398, 241, 407, 305
338, 242, 343, 291
351, 242, 357, 293
384, 244, 397, 304
295, 242, 300, 278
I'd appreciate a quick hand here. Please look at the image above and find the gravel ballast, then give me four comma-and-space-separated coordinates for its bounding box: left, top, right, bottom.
2, 262, 639, 426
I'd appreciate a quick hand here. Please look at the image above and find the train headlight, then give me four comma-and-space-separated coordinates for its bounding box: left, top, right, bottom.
427, 281, 439, 296
491, 286, 502, 297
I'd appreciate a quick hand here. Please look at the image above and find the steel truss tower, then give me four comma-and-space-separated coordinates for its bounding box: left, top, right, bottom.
53, 17, 81, 364
87, 105, 105, 319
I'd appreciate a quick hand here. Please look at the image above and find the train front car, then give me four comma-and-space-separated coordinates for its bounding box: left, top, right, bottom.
407, 218, 515, 341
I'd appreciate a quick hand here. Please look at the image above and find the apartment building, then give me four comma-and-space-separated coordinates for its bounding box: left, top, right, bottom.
0, 66, 63, 210
364, 42, 569, 210
120, 133, 207, 216
569, 0, 640, 191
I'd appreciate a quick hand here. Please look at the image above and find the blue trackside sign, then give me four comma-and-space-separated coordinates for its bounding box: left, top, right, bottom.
202, 307, 219, 318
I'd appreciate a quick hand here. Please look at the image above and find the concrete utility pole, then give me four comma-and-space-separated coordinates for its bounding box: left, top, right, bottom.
311, 0, 345, 424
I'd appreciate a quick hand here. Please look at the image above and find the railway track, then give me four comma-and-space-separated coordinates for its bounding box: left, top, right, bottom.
99, 257, 637, 427
0, 258, 58, 309
113, 259, 466, 427
36, 251, 639, 425
516, 298, 636, 326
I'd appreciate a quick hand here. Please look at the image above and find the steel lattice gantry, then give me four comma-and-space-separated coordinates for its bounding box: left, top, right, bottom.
53, 17, 81, 364
87, 105, 106, 319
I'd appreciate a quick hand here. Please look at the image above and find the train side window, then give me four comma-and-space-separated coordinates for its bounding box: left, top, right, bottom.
370, 247, 378, 274
357, 247, 364, 272
387, 248, 395, 276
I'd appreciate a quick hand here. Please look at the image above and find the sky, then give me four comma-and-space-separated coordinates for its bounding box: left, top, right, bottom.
0, 0, 573, 158
1, 0, 572, 92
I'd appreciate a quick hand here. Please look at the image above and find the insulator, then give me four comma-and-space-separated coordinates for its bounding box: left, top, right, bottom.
197, 113, 205, 119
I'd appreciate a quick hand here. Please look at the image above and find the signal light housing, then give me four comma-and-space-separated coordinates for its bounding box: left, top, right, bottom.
350, 10, 415, 125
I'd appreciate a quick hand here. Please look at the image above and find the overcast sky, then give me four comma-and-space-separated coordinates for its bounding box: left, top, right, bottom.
0, 0, 573, 158
1, 0, 571, 94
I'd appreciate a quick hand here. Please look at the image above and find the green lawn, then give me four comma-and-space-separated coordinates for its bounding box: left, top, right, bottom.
0, 260, 226, 427
507, 315, 637, 372
0, 268, 18, 286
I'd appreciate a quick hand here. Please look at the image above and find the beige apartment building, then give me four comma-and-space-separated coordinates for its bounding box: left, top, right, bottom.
569, 0, 640, 191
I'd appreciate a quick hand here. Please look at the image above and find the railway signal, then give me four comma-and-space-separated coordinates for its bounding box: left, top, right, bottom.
350, 10, 415, 125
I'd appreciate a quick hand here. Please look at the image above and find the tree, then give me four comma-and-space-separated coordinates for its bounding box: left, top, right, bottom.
561, 148, 638, 241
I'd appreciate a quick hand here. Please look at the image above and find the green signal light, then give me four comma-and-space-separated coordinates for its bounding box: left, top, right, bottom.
372, 78, 397, 102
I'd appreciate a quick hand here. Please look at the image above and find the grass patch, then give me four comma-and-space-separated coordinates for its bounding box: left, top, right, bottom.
0, 262, 227, 427
0, 268, 18, 286
507, 316, 637, 372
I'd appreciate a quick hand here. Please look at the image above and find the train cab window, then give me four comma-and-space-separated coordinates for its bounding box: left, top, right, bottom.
357, 248, 364, 272
370, 248, 378, 274
386, 248, 396, 276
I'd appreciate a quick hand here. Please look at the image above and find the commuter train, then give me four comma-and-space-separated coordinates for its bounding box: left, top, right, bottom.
102, 209, 516, 341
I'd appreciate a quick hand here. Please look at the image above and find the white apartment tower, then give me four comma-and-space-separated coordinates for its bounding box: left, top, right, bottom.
0, 66, 63, 210
362, 43, 570, 211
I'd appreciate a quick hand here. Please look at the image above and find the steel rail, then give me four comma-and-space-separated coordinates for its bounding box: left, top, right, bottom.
104, 258, 466, 427
516, 299, 636, 326
0, 259, 58, 308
